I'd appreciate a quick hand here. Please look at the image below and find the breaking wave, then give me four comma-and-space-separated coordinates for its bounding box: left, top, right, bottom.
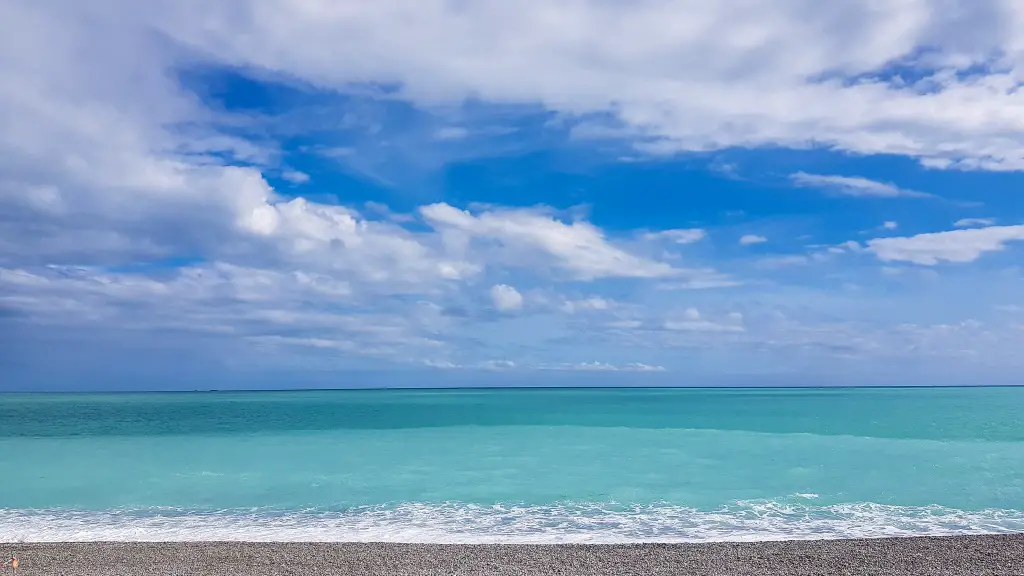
2, 499, 1022, 543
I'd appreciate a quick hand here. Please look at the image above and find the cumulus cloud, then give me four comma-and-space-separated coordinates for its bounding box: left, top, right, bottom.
3, 0, 1024, 266
790, 173, 932, 198
739, 234, 767, 245
867, 225, 1024, 265
5, 0, 1024, 381
490, 284, 523, 312
420, 203, 677, 280
883, 221, 899, 230
240, 198, 485, 289
117, 0, 1024, 171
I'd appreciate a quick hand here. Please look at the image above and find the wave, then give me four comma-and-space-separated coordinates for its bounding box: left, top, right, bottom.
1, 500, 1022, 544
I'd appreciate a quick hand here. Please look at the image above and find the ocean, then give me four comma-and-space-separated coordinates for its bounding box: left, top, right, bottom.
1, 387, 1022, 543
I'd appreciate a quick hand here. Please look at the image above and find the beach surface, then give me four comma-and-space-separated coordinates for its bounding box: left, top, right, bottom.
3, 535, 1022, 576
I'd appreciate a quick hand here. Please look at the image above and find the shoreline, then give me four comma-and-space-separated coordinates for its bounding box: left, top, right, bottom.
3, 534, 1022, 575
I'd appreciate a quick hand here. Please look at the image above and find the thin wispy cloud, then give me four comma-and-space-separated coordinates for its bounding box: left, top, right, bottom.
643, 229, 707, 244
868, 226, 1024, 265
954, 218, 996, 228
434, 127, 469, 141
280, 170, 310, 185
790, 173, 933, 199
663, 308, 745, 333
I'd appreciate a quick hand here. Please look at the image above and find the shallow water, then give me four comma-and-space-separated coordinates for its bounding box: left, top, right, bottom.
1, 387, 1022, 542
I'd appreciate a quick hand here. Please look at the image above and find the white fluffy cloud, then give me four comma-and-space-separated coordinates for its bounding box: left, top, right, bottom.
4, 0, 1024, 381
883, 221, 899, 230
7, 0, 1024, 180
122, 0, 1024, 170
790, 173, 931, 198
867, 226, 1024, 265
241, 198, 486, 289
739, 234, 767, 245
490, 284, 523, 312
420, 203, 677, 280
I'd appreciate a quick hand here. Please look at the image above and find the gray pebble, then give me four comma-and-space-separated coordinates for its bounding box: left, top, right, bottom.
3, 534, 1023, 575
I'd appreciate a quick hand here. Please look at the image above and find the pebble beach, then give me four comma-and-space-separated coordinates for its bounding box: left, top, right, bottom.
3, 534, 1023, 576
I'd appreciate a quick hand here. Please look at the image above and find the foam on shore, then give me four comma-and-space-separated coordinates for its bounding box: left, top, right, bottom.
2, 501, 1023, 544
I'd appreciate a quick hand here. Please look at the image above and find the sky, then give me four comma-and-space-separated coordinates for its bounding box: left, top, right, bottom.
2, 0, 1024, 390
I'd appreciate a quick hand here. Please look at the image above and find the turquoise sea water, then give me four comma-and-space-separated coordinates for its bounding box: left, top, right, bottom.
1, 387, 1022, 543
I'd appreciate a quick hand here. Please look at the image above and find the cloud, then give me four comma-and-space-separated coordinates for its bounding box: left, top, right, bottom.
867, 225, 1024, 265
755, 255, 811, 269
421, 359, 520, 371
362, 201, 417, 224
739, 234, 767, 245
607, 320, 643, 329
239, 197, 482, 289
561, 297, 611, 313
548, 362, 666, 372
280, 170, 310, 185
248, 336, 360, 353
664, 308, 745, 333
434, 126, 469, 141
790, 173, 932, 198
6, 0, 1024, 384
657, 275, 743, 290
115, 0, 1024, 171
421, 359, 665, 372
419, 203, 677, 280
0, 263, 447, 361
3, 0, 1024, 234
490, 284, 523, 312
883, 221, 899, 230
954, 218, 996, 228
643, 228, 706, 244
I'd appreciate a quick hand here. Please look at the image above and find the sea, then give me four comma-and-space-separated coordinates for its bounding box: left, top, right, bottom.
1, 387, 1022, 543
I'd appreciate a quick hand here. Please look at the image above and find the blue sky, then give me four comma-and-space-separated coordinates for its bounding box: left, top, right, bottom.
2, 0, 1024, 390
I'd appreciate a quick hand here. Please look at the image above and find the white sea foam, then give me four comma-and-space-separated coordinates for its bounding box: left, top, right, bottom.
1, 501, 1022, 544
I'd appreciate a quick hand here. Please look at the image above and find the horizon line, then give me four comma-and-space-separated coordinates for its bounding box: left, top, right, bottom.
2, 383, 1022, 395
